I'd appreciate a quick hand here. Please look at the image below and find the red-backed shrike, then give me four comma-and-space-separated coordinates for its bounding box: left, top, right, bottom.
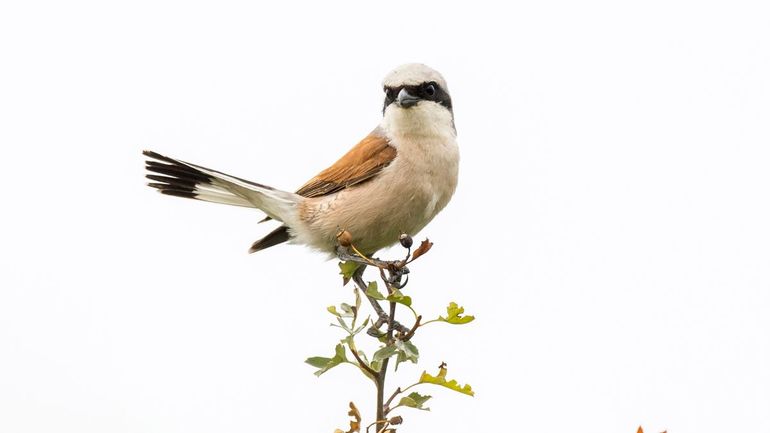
144, 63, 459, 256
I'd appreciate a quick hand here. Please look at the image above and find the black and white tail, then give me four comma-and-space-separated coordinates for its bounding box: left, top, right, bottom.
143, 150, 301, 251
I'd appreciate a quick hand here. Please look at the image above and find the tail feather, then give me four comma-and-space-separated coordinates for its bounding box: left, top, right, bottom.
150, 184, 254, 207
248, 225, 291, 253
145, 162, 212, 185
143, 150, 302, 224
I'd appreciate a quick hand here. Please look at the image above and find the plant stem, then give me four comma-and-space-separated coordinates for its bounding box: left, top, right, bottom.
348, 341, 378, 379
376, 300, 397, 426
383, 387, 401, 415
376, 360, 387, 427
351, 268, 410, 335
346, 254, 413, 428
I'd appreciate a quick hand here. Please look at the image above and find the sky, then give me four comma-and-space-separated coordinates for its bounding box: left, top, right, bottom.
1, 1, 769, 432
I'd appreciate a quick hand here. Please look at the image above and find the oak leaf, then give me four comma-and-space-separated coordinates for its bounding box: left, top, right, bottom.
418, 363, 474, 396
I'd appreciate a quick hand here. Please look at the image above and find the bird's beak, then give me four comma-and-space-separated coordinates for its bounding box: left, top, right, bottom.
396, 88, 420, 108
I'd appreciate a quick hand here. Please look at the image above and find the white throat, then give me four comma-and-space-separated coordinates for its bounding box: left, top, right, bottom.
380, 102, 456, 142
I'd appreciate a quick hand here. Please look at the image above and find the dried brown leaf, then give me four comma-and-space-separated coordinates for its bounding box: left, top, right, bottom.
345, 401, 361, 433
410, 239, 433, 262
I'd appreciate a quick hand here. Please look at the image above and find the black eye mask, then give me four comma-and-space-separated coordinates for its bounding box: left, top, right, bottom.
383, 81, 452, 114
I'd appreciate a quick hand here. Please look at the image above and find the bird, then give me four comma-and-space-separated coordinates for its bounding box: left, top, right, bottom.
144, 63, 459, 257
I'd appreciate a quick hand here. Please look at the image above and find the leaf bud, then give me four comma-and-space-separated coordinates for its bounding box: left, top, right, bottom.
336, 230, 353, 247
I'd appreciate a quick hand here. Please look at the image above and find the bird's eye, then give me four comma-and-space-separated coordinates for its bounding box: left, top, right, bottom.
423, 83, 436, 97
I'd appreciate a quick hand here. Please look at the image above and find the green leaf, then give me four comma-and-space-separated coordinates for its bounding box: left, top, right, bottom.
365, 281, 386, 300
387, 289, 412, 307
372, 345, 397, 364
351, 316, 370, 335
418, 364, 474, 396
334, 344, 348, 359
438, 302, 475, 325
336, 317, 352, 333
306, 344, 348, 377
354, 287, 362, 312
305, 356, 331, 369
398, 391, 432, 411
370, 359, 382, 373
327, 306, 341, 317
394, 339, 419, 370
340, 303, 354, 316
329, 302, 354, 319
338, 261, 361, 285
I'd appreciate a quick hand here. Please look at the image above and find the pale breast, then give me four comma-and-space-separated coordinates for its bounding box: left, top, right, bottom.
295, 135, 458, 254
294, 99, 460, 254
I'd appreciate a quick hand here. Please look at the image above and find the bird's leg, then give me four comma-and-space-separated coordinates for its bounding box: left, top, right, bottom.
350, 265, 410, 337
384, 266, 409, 289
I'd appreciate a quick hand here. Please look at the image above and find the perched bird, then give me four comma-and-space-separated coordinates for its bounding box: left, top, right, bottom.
144, 63, 459, 256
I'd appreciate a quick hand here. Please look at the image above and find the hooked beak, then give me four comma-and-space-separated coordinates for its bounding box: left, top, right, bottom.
396, 88, 420, 108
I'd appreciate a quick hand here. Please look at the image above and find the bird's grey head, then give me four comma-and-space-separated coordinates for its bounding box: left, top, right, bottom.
381, 63, 452, 115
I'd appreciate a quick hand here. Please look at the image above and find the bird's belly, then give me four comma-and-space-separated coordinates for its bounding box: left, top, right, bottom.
297, 160, 456, 254
344, 187, 438, 253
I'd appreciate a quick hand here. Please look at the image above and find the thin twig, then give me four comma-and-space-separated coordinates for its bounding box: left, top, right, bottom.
365, 419, 389, 433
401, 315, 422, 341
349, 343, 378, 378
383, 386, 402, 415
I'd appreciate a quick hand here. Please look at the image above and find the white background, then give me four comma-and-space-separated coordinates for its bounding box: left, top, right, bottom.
1, 1, 768, 432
